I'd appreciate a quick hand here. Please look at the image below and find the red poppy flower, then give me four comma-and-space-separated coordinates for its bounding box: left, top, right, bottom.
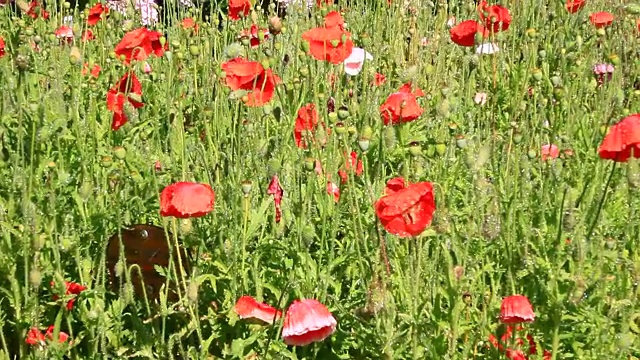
637, 18, 640, 32
380, 85, 424, 125
374, 177, 436, 237
590, 11, 614, 28
478, 1, 511, 33
82, 29, 95, 42
26, 1, 49, 19
282, 299, 337, 346
324, 11, 345, 30
373, 73, 386, 86
450, 20, 488, 47
240, 24, 269, 48
82, 63, 101, 78
55, 25, 74, 42
327, 181, 340, 202
500, 295, 535, 324
267, 175, 284, 223
302, 26, 354, 64
221, 57, 280, 106
25, 328, 45, 346
160, 182, 215, 218
87, 2, 108, 25
181, 17, 199, 34
316, 0, 332, 6
338, 151, 363, 183
45, 326, 69, 344
397, 82, 425, 97
294, 103, 322, 149
114, 28, 167, 64
228, 0, 251, 20
598, 114, 640, 161
565, 0, 585, 13
540, 144, 559, 161
51, 280, 87, 310
0, 37, 5, 58
234, 295, 282, 324
489, 325, 552, 360
106, 72, 144, 131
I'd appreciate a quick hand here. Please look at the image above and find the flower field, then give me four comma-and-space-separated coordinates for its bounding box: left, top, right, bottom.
1, 0, 640, 358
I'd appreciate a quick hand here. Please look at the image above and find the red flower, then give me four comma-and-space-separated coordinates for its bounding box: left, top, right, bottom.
338, 151, 363, 183
45, 326, 69, 344
450, 20, 488, 47
478, 1, 511, 33
106, 72, 144, 131
590, 11, 614, 28
26, 1, 49, 19
51, 281, 87, 311
82, 29, 95, 42
315, 0, 332, 6
637, 18, 640, 32
0, 37, 5, 58
25, 328, 45, 346
267, 175, 284, 223
565, 0, 585, 13
160, 182, 215, 218
228, 0, 251, 20
380, 85, 424, 125
282, 299, 337, 346
489, 325, 552, 360
221, 57, 280, 107
181, 17, 199, 34
234, 295, 282, 324
114, 28, 167, 64
302, 25, 354, 64
500, 295, 535, 324
327, 181, 340, 202
87, 3, 108, 25
55, 25, 74, 42
540, 144, 559, 161
324, 11, 345, 30
240, 24, 269, 48
374, 177, 436, 237
373, 73, 386, 86
294, 104, 322, 149
598, 114, 640, 162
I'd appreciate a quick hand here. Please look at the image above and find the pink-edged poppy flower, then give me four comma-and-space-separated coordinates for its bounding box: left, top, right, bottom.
160, 182, 215, 218
500, 295, 535, 324
343, 47, 373, 76
55, 25, 74, 42
282, 299, 337, 346
541, 144, 559, 161
234, 295, 282, 324
327, 181, 340, 202
267, 175, 284, 223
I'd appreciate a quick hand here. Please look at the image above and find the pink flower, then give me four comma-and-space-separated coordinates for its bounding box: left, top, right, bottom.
474, 92, 487, 105
343, 47, 373, 76
234, 295, 282, 324
327, 181, 340, 202
282, 299, 337, 346
541, 144, 559, 161
500, 295, 535, 324
593, 63, 614, 85
55, 25, 74, 42
267, 175, 284, 223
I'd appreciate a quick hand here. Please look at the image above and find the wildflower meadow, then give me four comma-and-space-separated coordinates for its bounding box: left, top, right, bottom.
1, 0, 640, 358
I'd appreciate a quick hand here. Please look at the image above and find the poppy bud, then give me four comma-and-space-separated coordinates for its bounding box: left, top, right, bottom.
113, 146, 126, 160
15, 55, 29, 71
383, 126, 396, 148
527, 150, 536, 159
189, 45, 200, 56
241, 180, 253, 196
526, 28, 537, 38
435, 143, 447, 156
347, 126, 357, 136
440, 87, 450, 97
358, 139, 370, 152
437, 100, 451, 118
328, 112, 338, 123
335, 122, 347, 136
608, 54, 620, 66
32, 233, 46, 251
361, 126, 373, 140
304, 158, 315, 172
187, 282, 198, 303
550, 75, 562, 87
301, 224, 315, 247
300, 42, 309, 53
29, 268, 42, 288
425, 144, 436, 158
176, 52, 185, 60
179, 218, 193, 235
531, 68, 543, 81
408, 142, 422, 157
513, 132, 523, 144
338, 108, 350, 120
269, 16, 282, 35
553, 87, 566, 100
101, 156, 113, 167
596, 28, 606, 37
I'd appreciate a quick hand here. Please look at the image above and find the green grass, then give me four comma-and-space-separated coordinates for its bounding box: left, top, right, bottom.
1, 0, 640, 359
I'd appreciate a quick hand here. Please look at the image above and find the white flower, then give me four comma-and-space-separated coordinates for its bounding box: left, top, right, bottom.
476, 42, 500, 55
446, 16, 456, 28
343, 48, 373, 76
474, 92, 487, 106
63, 15, 73, 25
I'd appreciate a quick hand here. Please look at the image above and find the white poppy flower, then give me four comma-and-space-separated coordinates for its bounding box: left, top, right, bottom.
343, 48, 373, 76
476, 42, 500, 55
